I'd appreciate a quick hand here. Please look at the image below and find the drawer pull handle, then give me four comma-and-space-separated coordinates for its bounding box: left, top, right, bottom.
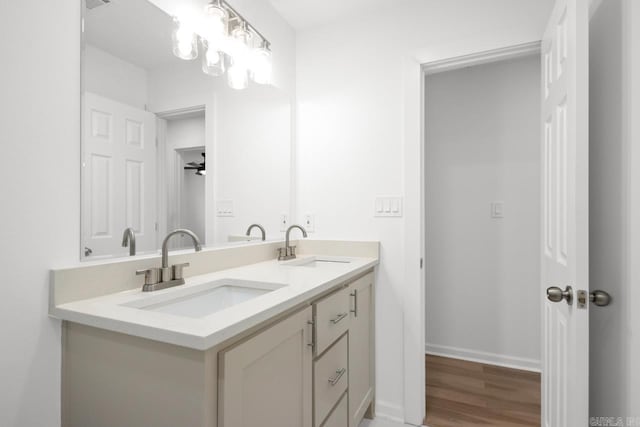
328, 368, 346, 386
331, 312, 348, 324
307, 320, 315, 348
350, 290, 358, 317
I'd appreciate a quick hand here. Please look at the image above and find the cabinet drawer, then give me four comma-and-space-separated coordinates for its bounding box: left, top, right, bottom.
321, 392, 348, 427
315, 287, 350, 355
314, 334, 348, 426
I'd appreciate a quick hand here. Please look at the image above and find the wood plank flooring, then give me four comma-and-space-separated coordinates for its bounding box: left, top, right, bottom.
424, 355, 541, 427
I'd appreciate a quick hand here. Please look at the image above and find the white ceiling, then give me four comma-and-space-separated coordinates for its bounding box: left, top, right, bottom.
268, 0, 393, 30
85, 0, 175, 70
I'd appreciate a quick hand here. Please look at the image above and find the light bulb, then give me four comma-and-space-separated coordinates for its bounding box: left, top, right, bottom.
172, 19, 198, 60
204, 2, 228, 42
228, 24, 253, 68
202, 42, 225, 76
227, 63, 248, 90
251, 43, 272, 85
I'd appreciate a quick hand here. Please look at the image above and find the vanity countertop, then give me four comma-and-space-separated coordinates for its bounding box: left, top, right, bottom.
50, 255, 378, 350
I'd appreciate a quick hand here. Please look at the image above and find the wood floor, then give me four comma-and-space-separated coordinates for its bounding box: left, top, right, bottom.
424, 355, 541, 427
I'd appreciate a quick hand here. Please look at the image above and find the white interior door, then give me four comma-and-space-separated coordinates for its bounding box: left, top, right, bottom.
541, 0, 589, 425
82, 92, 157, 258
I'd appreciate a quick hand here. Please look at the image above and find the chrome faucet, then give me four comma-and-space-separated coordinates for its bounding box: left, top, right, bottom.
278, 224, 308, 261
121, 227, 136, 256
136, 229, 202, 292
246, 223, 266, 241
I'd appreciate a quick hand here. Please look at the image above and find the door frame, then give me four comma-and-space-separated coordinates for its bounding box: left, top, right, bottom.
401, 40, 541, 425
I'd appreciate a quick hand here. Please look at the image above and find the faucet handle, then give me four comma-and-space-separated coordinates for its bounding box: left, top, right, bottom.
136, 268, 161, 286
172, 263, 190, 280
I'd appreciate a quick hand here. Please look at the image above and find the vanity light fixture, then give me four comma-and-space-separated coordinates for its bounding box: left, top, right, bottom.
171, 0, 273, 89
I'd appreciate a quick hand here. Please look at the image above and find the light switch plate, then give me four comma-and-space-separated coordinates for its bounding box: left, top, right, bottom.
491, 201, 504, 219
216, 200, 234, 217
375, 197, 403, 217
304, 214, 315, 232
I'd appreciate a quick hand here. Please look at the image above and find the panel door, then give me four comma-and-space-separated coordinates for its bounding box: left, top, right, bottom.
219, 307, 313, 427
348, 273, 374, 427
540, 0, 589, 425
82, 92, 156, 258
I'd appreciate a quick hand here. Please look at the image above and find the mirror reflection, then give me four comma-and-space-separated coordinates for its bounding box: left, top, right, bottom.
81, 0, 291, 260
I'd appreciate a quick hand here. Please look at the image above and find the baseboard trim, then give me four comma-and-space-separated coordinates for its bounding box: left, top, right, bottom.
375, 400, 405, 424
425, 343, 541, 372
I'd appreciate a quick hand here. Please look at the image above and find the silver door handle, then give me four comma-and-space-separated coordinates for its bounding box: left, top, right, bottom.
330, 312, 348, 324
328, 368, 346, 385
590, 290, 611, 307
546, 286, 573, 305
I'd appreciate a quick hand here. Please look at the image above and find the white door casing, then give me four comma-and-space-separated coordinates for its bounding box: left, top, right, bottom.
82, 92, 157, 258
541, 0, 589, 426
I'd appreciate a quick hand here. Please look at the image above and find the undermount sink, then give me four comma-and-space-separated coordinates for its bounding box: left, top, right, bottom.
283, 257, 352, 268
122, 278, 285, 318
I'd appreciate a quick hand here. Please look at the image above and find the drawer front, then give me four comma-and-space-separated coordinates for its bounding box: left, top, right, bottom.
315, 287, 350, 355
321, 392, 348, 427
314, 334, 348, 425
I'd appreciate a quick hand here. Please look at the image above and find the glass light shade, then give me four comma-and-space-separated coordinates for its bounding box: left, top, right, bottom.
227, 63, 249, 90
228, 25, 253, 67
251, 46, 272, 85
203, 3, 228, 42
172, 19, 198, 60
202, 43, 225, 76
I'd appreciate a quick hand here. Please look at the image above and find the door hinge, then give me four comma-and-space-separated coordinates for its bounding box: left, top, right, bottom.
420, 258, 423, 269
155, 222, 159, 232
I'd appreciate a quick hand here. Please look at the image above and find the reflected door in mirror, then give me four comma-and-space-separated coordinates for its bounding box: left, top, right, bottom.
82, 93, 157, 258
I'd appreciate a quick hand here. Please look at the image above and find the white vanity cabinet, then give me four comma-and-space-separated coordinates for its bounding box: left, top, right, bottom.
347, 273, 375, 426
310, 271, 375, 427
61, 269, 375, 427
218, 307, 313, 427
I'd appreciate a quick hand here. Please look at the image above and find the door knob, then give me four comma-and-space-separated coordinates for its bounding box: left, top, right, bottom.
590, 290, 611, 307
546, 286, 573, 305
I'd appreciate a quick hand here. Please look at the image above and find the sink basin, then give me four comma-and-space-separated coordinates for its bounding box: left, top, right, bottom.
283, 257, 352, 268
122, 278, 284, 318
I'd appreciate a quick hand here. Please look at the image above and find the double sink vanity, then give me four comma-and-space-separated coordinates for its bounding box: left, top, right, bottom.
50, 238, 379, 427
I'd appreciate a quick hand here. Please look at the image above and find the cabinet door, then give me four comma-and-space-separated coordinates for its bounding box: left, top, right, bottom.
219, 307, 313, 427
348, 273, 374, 427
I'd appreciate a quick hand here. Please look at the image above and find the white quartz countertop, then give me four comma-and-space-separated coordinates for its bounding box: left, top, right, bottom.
51, 255, 378, 350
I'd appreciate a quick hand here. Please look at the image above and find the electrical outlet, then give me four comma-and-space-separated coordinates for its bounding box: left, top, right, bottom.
304, 214, 315, 232
280, 213, 289, 232
491, 201, 504, 219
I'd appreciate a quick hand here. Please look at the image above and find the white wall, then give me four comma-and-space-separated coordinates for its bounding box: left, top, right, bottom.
0, 1, 80, 426
589, 0, 640, 418
424, 55, 541, 370
214, 84, 291, 243
295, 0, 553, 419
84, 44, 148, 110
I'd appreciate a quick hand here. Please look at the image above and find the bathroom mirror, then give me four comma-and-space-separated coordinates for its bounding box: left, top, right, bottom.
80, 0, 291, 260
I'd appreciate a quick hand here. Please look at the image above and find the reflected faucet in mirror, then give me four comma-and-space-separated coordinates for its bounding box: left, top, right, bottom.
278, 225, 308, 261
246, 224, 266, 241
136, 229, 202, 292
121, 228, 136, 256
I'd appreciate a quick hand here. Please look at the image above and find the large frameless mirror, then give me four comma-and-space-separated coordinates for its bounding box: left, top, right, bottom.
81, 0, 291, 260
